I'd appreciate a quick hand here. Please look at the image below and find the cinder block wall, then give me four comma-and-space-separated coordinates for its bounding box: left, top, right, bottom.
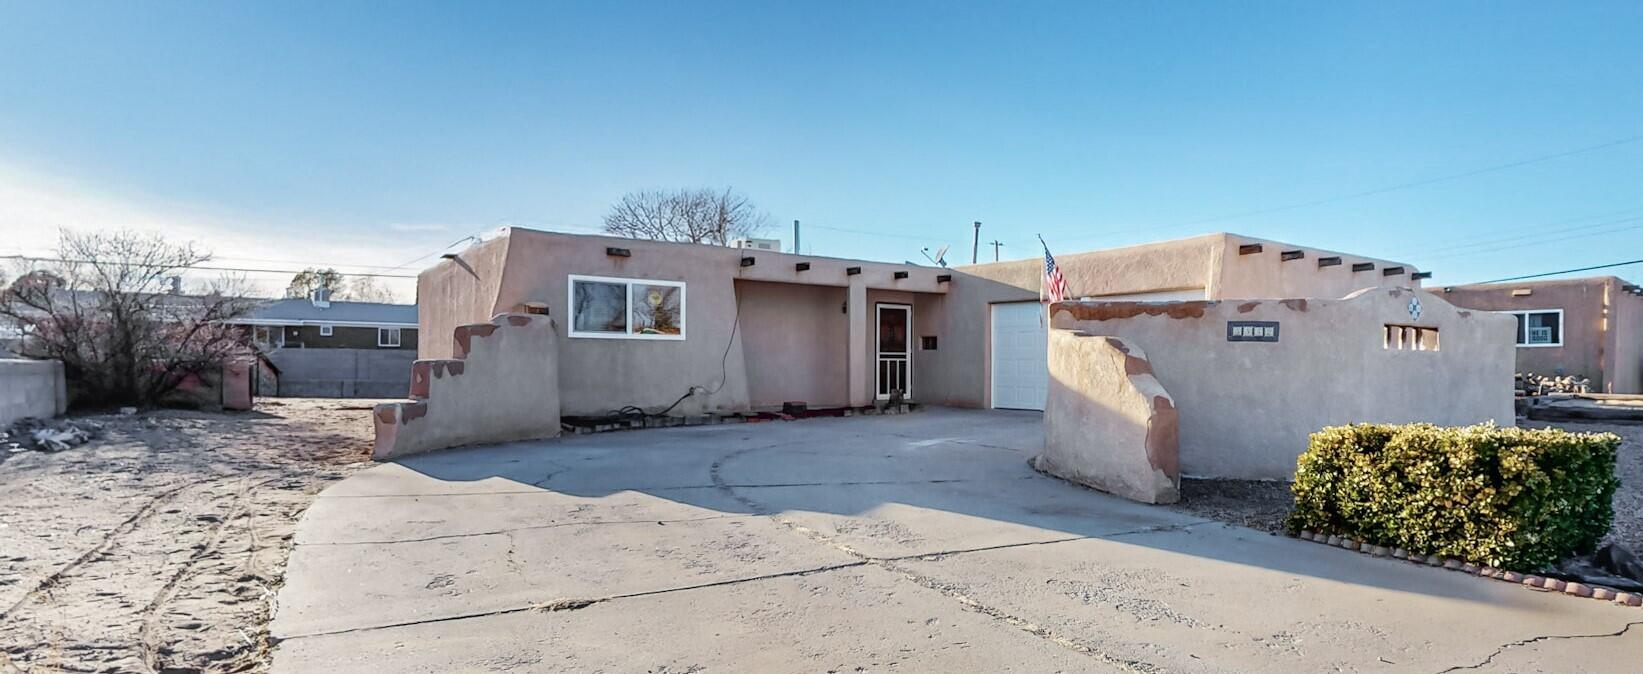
267, 349, 417, 398
0, 358, 67, 427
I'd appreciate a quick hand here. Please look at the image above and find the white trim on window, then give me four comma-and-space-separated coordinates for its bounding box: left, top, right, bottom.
1501, 309, 1564, 348
377, 327, 402, 348
567, 274, 687, 340
319, 324, 333, 337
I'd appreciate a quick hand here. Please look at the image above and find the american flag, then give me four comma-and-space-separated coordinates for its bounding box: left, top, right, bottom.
1041, 240, 1068, 304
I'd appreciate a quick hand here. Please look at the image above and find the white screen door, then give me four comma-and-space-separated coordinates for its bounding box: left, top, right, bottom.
876, 303, 911, 400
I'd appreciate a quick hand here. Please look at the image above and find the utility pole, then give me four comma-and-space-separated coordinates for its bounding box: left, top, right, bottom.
971, 221, 981, 264
792, 220, 801, 254
989, 240, 1004, 262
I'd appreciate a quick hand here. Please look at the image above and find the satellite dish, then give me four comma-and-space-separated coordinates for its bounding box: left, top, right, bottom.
921, 244, 951, 268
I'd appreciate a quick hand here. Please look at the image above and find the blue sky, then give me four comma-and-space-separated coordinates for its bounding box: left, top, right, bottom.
1, 1, 1640, 297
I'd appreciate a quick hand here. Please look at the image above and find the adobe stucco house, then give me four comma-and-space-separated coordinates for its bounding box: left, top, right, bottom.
415, 228, 1424, 416
1442, 276, 1643, 393
378, 227, 1509, 491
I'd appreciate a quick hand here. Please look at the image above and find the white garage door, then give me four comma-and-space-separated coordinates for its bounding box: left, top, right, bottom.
990, 302, 1049, 410
988, 289, 1207, 411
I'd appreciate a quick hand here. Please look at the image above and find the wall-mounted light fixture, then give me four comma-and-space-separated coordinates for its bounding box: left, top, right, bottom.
1238, 243, 1264, 255
1317, 256, 1341, 268
605, 247, 631, 257
740, 256, 756, 267
1352, 262, 1375, 272
1412, 271, 1433, 280
893, 271, 909, 279
795, 262, 810, 272
936, 274, 952, 283
1280, 250, 1304, 261
1383, 266, 1406, 276
846, 266, 861, 276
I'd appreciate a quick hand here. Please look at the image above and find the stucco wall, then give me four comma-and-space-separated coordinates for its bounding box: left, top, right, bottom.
373, 313, 560, 460
422, 228, 950, 417
1612, 290, 1643, 393
960, 234, 1218, 298
1038, 332, 1179, 503
957, 232, 1418, 302
915, 274, 1038, 408
1442, 278, 1610, 389
0, 358, 67, 427
1212, 234, 1421, 300
1051, 288, 1514, 480
418, 235, 513, 360
736, 280, 849, 409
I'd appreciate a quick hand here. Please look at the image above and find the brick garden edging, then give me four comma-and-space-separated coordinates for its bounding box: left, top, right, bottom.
1293, 530, 1643, 608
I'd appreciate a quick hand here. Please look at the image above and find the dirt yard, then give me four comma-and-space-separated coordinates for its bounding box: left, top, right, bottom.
0, 399, 378, 674
1172, 420, 1643, 552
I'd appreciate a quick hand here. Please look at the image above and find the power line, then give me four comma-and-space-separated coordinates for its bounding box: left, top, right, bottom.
1464, 258, 1643, 286
0, 255, 419, 279
1418, 215, 1643, 263
1062, 132, 1643, 246
1387, 205, 1643, 259
803, 223, 941, 242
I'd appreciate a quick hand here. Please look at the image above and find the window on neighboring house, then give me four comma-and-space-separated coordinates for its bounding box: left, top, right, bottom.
378, 327, 402, 348
319, 324, 333, 336
568, 275, 686, 340
251, 325, 285, 348
1507, 310, 1562, 347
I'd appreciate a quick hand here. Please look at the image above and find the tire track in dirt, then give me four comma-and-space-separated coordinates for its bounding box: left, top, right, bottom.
0, 482, 191, 624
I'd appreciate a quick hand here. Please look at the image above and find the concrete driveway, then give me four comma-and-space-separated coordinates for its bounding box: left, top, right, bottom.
271, 408, 1640, 673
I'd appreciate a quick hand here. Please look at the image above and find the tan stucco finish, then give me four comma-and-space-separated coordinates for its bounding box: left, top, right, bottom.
373, 313, 560, 460
1037, 332, 1180, 504
413, 228, 1437, 420
1444, 276, 1643, 393
1051, 288, 1514, 480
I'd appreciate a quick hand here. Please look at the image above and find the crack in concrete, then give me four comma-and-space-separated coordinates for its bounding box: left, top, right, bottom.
1436, 620, 1643, 672
869, 520, 1215, 564
273, 560, 868, 641
299, 513, 760, 546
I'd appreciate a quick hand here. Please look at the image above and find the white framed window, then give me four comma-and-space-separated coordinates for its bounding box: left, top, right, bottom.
568, 274, 686, 340
319, 324, 333, 337
1504, 309, 1563, 347
377, 327, 402, 348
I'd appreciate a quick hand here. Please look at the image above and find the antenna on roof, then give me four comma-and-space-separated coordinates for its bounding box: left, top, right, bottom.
921, 244, 951, 268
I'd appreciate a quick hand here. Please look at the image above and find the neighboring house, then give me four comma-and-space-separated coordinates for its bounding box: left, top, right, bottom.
416, 228, 1422, 416
229, 290, 420, 398
1442, 276, 1643, 393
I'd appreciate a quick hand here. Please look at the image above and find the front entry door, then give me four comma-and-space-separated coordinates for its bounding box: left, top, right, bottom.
876, 303, 912, 400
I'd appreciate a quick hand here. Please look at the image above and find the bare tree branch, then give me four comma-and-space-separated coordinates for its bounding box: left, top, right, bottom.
602, 187, 769, 245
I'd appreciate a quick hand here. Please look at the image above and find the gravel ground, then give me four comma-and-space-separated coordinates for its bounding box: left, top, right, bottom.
1171, 420, 1643, 551
1169, 478, 1293, 534
0, 398, 378, 674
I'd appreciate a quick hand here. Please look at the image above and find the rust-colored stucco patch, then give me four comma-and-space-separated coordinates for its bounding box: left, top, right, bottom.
453, 323, 499, 358
1237, 301, 1261, 314
1146, 395, 1180, 478
1104, 337, 1156, 377
1279, 299, 1308, 312
374, 404, 397, 424
1055, 300, 1213, 321
401, 401, 429, 422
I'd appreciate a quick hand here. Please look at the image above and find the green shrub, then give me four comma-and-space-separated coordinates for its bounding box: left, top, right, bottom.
1286, 423, 1620, 570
